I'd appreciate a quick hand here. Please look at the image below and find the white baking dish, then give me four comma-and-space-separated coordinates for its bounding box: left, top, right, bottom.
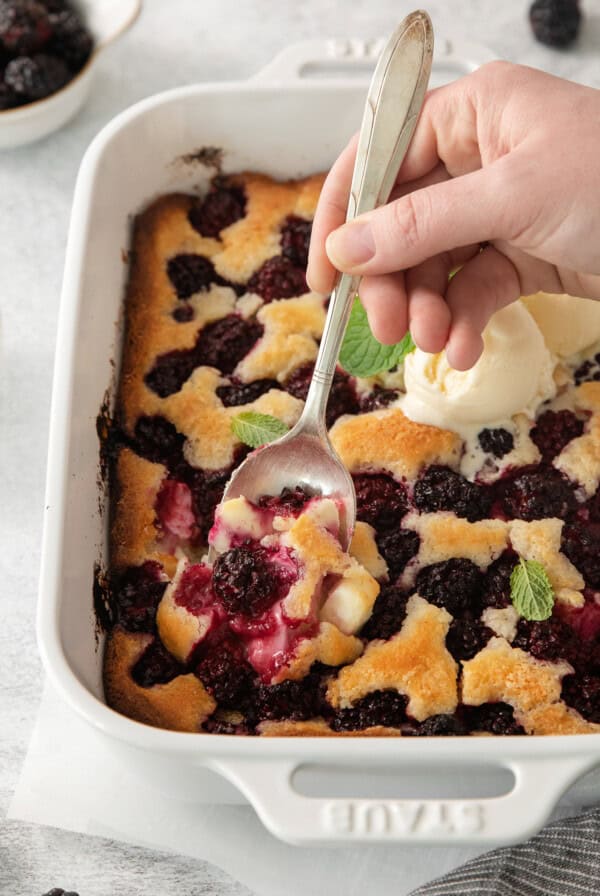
37, 36, 600, 847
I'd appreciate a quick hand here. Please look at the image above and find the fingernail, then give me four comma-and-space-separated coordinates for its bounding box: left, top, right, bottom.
326, 221, 375, 268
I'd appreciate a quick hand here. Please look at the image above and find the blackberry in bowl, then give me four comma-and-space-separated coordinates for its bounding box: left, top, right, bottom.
0, 0, 140, 147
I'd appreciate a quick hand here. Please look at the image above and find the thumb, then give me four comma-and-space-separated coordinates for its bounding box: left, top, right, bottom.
325, 160, 522, 276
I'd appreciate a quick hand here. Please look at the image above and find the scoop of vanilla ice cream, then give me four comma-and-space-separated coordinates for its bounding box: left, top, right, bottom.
521, 292, 600, 358
401, 302, 557, 429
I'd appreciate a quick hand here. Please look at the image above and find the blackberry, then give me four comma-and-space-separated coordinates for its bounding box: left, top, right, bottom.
172, 563, 214, 614
172, 304, 194, 323
463, 702, 525, 735
280, 215, 312, 268
167, 253, 224, 299
213, 546, 279, 617
253, 671, 326, 722
131, 639, 184, 687
416, 559, 484, 617
47, 8, 92, 71
497, 466, 579, 521
196, 638, 255, 708
561, 522, 600, 588
43, 0, 72, 10
258, 486, 311, 514
5, 52, 69, 99
446, 618, 493, 661
42, 890, 80, 896
416, 714, 465, 736
0, 1, 51, 55
585, 488, 600, 524
285, 362, 360, 428
247, 255, 307, 302
110, 562, 166, 633
360, 584, 409, 641
133, 414, 185, 469
564, 602, 600, 644
478, 427, 514, 458
513, 615, 580, 664
531, 409, 583, 462
216, 376, 281, 407
196, 315, 263, 374
413, 465, 491, 522
353, 472, 408, 530
530, 0, 581, 48
359, 386, 400, 412
0, 81, 17, 108
331, 689, 408, 731
145, 315, 263, 396
188, 183, 246, 238
480, 552, 516, 609
144, 347, 198, 398
375, 528, 420, 579
186, 463, 237, 543
575, 354, 600, 385
562, 673, 600, 723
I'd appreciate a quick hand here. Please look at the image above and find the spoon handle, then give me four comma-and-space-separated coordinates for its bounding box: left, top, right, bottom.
300, 10, 433, 434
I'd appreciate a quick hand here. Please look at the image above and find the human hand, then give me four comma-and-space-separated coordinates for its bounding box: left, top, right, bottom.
306, 62, 600, 370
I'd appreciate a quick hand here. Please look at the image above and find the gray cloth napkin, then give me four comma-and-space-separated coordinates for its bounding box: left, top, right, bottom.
410, 809, 600, 895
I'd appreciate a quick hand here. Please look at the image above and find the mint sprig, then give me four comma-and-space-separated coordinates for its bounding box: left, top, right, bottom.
510, 558, 554, 621
339, 296, 415, 377
231, 411, 289, 449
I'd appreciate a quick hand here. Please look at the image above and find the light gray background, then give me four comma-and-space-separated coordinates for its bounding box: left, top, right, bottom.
2, 0, 599, 893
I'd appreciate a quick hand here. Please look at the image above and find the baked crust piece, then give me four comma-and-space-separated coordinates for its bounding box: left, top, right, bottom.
327, 595, 458, 721
462, 637, 573, 734
349, 521, 388, 580
330, 408, 462, 481
111, 448, 178, 577
257, 719, 402, 737
404, 512, 508, 570
162, 367, 303, 471
508, 519, 584, 606
554, 382, 600, 496
104, 628, 216, 732
236, 294, 326, 383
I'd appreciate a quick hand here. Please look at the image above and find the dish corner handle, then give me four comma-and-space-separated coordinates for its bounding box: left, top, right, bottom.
251, 36, 495, 85
210, 754, 596, 846
251, 39, 383, 84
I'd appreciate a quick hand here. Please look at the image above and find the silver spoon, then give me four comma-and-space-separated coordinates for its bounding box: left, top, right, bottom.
216, 11, 434, 551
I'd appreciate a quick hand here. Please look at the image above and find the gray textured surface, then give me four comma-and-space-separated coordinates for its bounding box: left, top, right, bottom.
1, 0, 599, 893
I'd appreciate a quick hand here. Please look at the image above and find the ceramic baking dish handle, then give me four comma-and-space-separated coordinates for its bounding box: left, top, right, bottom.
252, 37, 495, 84
211, 755, 596, 845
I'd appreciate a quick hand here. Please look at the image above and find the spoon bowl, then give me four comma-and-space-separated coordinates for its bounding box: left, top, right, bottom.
220, 427, 356, 549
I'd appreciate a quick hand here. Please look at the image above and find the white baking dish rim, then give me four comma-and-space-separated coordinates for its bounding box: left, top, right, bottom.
37, 36, 600, 847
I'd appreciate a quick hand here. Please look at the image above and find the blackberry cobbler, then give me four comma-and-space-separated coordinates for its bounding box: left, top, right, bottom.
103, 171, 600, 736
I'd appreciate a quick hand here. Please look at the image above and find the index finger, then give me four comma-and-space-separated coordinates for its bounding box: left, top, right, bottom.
306, 133, 359, 294
306, 85, 449, 295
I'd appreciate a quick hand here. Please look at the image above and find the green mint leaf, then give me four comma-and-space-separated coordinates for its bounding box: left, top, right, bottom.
231, 412, 289, 449
510, 558, 554, 621
339, 296, 416, 377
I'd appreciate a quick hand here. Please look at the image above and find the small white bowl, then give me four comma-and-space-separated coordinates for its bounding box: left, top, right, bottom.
0, 0, 141, 148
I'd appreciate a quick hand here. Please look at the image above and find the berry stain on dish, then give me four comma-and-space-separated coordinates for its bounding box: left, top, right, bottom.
0, 0, 93, 109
